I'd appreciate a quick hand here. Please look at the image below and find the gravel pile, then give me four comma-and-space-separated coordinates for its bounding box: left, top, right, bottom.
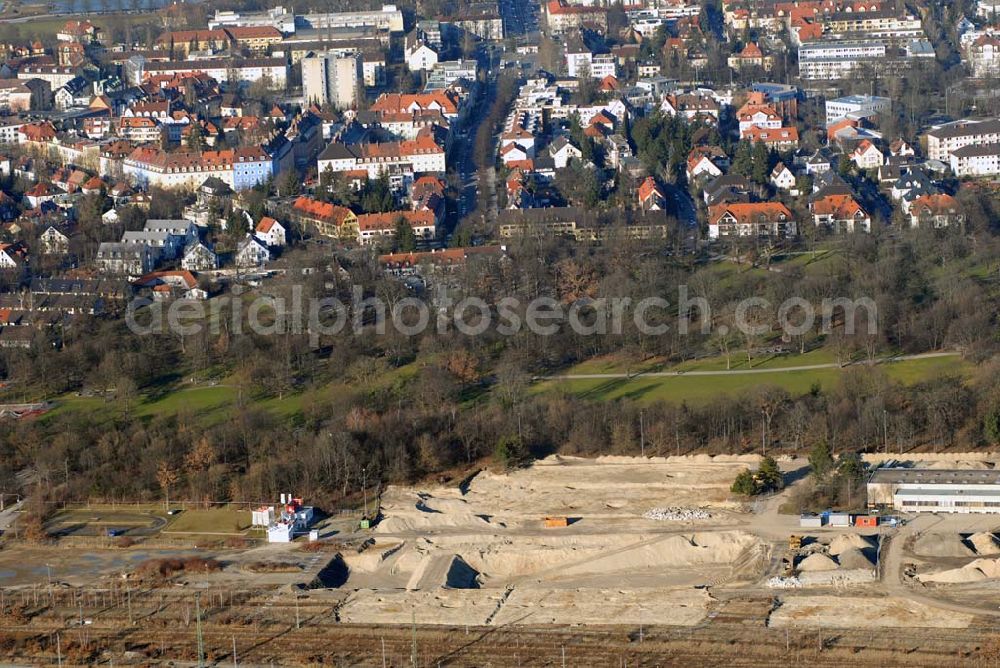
642, 507, 712, 521
767, 576, 802, 588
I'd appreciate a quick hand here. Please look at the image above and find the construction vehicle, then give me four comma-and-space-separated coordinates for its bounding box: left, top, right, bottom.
788, 535, 802, 550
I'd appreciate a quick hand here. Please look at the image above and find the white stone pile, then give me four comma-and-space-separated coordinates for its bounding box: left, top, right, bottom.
642, 507, 712, 521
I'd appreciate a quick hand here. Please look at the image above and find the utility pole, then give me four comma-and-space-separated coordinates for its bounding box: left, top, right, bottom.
195, 593, 204, 668
56, 633, 62, 667
233, 635, 238, 668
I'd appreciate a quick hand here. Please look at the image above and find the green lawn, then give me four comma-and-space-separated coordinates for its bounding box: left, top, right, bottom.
535, 355, 969, 405
163, 508, 251, 535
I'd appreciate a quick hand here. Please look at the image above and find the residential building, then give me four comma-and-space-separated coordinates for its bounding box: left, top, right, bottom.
123, 146, 274, 191
356, 210, 436, 245
96, 242, 155, 275
405, 37, 438, 72
728, 42, 773, 71
926, 118, 1000, 161
142, 58, 289, 88
909, 193, 966, 228
255, 216, 286, 247
235, 235, 271, 267
316, 136, 446, 186
851, 140, 885, 169
291, 195, 358, 238
548, 137, 582, 168
0, 80, 33, 112
181, 241, 219, 271
949, 143, 1000, 177
39, 226, 70, 254
770, 162, 796, 192
708, 202, 796, 239
545, 0, 608, 35
637, 176, 665, 211
302, 52, 361, 109
743, 125, 799, 149
810, 193, 871, 233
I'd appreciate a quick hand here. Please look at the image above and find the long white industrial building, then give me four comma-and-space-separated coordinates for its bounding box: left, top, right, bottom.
868, 467, 1000, 514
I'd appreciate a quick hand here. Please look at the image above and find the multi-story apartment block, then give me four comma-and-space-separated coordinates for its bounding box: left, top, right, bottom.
302, 53, 361, 109
317, 136, 446, 185
545, 0, 608, 35
122, 146, 273, 190
142, 58, 288, 88
949, 143, 1000, 177
925, 118, 1000, 161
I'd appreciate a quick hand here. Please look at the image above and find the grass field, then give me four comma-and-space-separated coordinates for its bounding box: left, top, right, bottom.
534, 355, 969, 405
163, 508, 251, 535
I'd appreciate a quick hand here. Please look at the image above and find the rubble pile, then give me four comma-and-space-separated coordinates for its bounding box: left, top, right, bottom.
642, 507, 712, 521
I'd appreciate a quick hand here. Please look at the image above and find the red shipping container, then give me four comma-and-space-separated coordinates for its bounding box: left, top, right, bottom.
855, 516, 877, 527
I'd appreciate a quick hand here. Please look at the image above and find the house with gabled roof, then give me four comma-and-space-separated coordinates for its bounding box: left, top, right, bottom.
181, 241, 218, 271
255, 216, 286, 247
851, 140, 884, 170
908, 193, 965, 228
810, 193, 871, 233
770, 162, 797, 193
638, 176, 665, 212
235, 235, 271, 267
549, 136, 583, 169
708, 201, 796, 239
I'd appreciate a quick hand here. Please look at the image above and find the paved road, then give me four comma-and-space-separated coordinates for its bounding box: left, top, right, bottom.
535, 351, 961, 381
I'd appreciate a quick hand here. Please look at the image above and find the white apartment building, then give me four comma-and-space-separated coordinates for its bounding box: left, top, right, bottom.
825, 95, 892, 124
926, 118, 1000, 161
302, 53, 361, 109
949, 143, 1000, 177
143, 58, 288, 88
566, 51, 616, 79
798, 41, 887, 80
317, 137, 446, 181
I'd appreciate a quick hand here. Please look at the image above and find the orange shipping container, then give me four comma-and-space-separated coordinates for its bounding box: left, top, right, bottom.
544, 517, 569, 528
855, 516, 877, 527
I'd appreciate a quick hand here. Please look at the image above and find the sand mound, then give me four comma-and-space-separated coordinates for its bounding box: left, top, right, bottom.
836, 547, 874, 570
967, 532, 1000, 555
919, 565, 988, 584
921, 460, 993, 470
828, 534, 874, 556
797, 553, 839, 572
969, 558, 1000, 578
913, 533, 975, 558
918, 558, 1000, 584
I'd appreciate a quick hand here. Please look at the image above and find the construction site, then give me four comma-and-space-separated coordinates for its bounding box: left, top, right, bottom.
2, 454, 1000, 665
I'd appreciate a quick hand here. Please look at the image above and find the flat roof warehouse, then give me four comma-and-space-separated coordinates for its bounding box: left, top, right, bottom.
867, 467, 1000, 513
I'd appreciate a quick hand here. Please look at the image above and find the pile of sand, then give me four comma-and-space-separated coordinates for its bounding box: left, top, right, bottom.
836, 547, 875, 570
921, 460, 993, 470
913, 533, 976, 558
828, 534, 874, 556
797, 553, 839, 572
918, 558, 1000, 584
967, 532, 1000, 555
